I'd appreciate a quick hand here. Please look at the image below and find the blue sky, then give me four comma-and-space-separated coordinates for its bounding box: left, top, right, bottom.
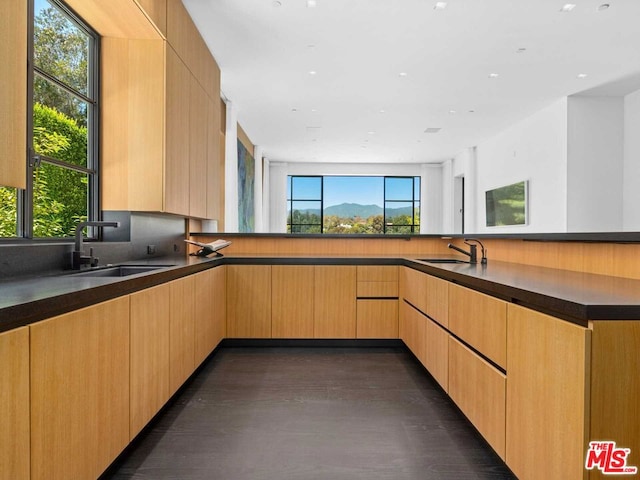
289, 176, 419, 208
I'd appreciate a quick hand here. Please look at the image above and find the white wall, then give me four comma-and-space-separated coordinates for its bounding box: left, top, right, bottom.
567, 96, 624, 232
474, 99, 568, 233
623, 89, 640, 230
421, 164, 442, 234
268, 162, 427, 233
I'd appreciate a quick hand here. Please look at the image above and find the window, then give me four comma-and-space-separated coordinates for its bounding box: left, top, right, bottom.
287, 176, 421, 234
0, 0, 99, 239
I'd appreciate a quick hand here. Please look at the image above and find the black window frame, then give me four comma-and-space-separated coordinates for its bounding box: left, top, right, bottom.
21, 0, 100, 240
286, 175, 421, 235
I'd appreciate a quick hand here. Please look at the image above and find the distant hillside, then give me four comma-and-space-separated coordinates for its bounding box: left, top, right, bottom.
324, 203, 382, 218
292, 203, 415, 219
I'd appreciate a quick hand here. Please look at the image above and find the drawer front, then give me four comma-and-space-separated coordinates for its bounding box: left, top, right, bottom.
448, 336, 506, 460
357, 281, 398, 298
424, 316, 449, 391
400, 267, 448, 328
357, 265, 398, 282
449, 283, 506, 368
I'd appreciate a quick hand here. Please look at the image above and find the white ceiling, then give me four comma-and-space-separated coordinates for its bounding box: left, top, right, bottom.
183, 0, 640, 164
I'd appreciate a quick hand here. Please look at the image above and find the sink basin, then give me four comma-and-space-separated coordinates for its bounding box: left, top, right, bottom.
417, 258, 469, 264
72, 265, 173, 277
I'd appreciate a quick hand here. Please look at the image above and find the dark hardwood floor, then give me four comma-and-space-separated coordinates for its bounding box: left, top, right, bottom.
103, 347, 516, 480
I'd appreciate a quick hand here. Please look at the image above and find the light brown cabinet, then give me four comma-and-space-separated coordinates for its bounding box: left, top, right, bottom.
448, 336, 506, 459
272, 265, 315, 338
169, 275, 196, 395
30, 297, 130, 480
194, 266, 226, 364
0, 327, 29, 480
0, 0, 26, 189
399, 300, 426, 363
449, 284, 507, 369
314, 266, 357, 338
130, 284, 171, 439
506, 304, 590, 480
356, 266, 398, 339
400, 267, 448, 327
227, 265, 272, 338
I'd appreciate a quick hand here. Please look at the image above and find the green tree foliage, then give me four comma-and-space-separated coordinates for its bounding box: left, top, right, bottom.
34, 3, 89, 126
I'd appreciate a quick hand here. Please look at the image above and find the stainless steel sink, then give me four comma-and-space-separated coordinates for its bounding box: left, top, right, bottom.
72, 265, 173, 277
417, 258, 469, 264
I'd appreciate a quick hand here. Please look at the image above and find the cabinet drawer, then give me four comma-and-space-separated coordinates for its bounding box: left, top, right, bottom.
357, 281, 398, 298
425, 316, 449, 391
400, 267, 449, 328
357, 265, 398, 282
357, 299, 398, 338
449, 284, 506, 368
448, 337, 506, 460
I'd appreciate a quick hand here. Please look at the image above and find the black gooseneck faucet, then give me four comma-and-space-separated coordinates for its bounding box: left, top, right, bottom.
447, 238, 488, 265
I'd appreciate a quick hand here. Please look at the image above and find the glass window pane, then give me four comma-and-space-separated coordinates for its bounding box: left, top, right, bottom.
414, 177, 421, 200
34, 0, 90, 96
292, 176, 322, 200
287, 176, 292, 200
0, 187, 19, 237
385, 201, 413, 225
385, 177, 414, 201
290, 201, 321, 225
386, 225, 413, 234
33, 163, 88, 237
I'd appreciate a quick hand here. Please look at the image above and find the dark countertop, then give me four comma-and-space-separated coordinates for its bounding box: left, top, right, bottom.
2, 253, 640, 333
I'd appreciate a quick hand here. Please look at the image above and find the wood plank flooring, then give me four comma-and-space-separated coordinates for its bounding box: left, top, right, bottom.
102, 347, 516, 480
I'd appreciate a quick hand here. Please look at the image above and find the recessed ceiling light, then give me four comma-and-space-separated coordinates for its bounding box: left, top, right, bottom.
367, 131, 375, 135
311, 108, 318, 112
468, 109, 475, 113
309, 70, 317, 75
307, 44, 315, 49
560, 4, 576, 12
291, 108, 298, 112
379, 109, 386, 114
449, 110, 457, 115
598, 3, 610, 10
399, 72, 408, 77
577, 73, 588, 79
516, 47, 527, 53
488, 73, 499, 78
434, 2, 447, 10
307, 0, 317, 7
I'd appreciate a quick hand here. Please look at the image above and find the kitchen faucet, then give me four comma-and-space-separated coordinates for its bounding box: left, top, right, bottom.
72, 221, 120, 270
447, 238, 488, 265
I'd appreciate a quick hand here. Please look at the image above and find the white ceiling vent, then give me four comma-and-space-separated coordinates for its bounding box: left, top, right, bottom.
424, 127, 442, 134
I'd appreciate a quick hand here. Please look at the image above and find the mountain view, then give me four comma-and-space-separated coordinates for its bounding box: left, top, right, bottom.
289, 202, 419, 234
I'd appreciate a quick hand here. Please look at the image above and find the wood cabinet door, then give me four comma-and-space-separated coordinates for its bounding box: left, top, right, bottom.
165, 45, 191, 216
30, 297, 130, 480
130, 284, 171, 439
399, 300, 426, 365
194, 266, 226, 364
400, 267, 448, 327
448, 337, 506, 459
227, 265, 272, 338
0, 327, 29, 480
424, 316, 448, 391
506, 304, 590, 480
272, 265, 314, 338
356, 299, 398, 338
313, 265, 356, 338
169, 275, 196, 395
189, 75, 208, 218
449, 283, 506, 368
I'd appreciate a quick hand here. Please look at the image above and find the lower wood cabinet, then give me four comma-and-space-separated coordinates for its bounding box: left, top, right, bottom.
423, 313, 448, 391
169, 275, 196, 395
314, 265, 357, 338
272, 265, 314, 338
30, 297, 130, 480
506, 304, 590, 480
448, 336, 506, 459
399, 300, 426, 365
194, 266, 226, 364
130, 284, 171, 439
227, 265, 272, 338
0, 327, 29, 480
356, 299, 398, 338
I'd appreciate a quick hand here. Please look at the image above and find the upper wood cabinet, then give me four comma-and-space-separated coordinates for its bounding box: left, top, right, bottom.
135, 0, 167, 36
0, 0, 26, 189
0, 327, 29, 480
30, 297, 130, 480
